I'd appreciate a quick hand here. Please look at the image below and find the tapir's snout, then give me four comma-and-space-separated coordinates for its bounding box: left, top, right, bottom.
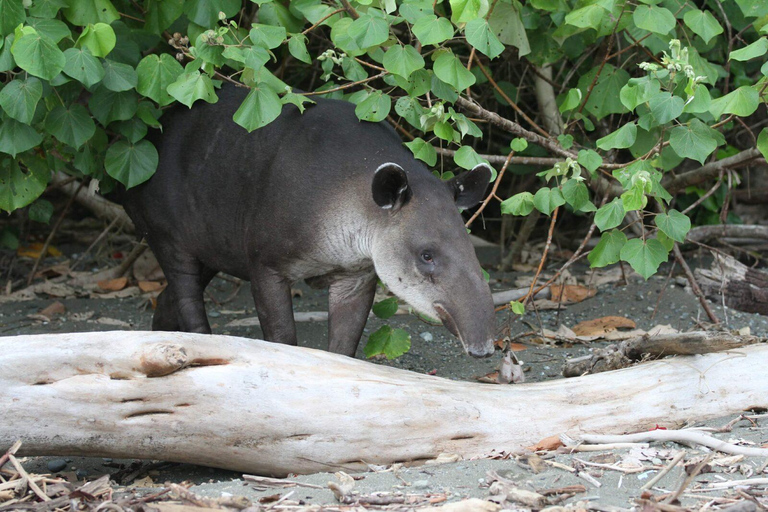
434, 301, 496, 359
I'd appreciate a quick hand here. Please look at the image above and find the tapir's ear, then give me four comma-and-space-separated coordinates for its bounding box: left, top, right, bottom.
447, 163, 492, 209
372, 163, 411, 211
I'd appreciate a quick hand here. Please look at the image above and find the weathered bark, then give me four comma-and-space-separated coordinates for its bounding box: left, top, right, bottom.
50, 172, 135, 233
695, 254, 768, 315
1, 332, 767, 476
686, 224, 768, 245
562, 331, 763, 377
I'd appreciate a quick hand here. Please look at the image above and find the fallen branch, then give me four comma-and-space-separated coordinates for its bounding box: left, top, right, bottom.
562, 330, 761, 377
662, 148, 763, 194
578, 431, 768, 457
695, 253, 768, 315
50, 172, 135, 233
687, 225, 768, 245
1, 332, 767, 475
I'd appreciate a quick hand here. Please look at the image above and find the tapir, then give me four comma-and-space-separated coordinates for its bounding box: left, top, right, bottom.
121, 85, 497, 358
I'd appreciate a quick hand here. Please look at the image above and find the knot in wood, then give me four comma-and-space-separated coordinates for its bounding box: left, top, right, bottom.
139, 343, 189, 377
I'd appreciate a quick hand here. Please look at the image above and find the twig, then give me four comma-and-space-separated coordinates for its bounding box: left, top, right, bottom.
664, 454, 713, 504
8, 454, 50, 501
523, 207, 559, 304
302, 72, 387, 96
70, 217, 122, 272
435, 147, 561, 167
465, 151, 514, 228
27, 181, 86, 286
707, 478, 768, 490
0, 440, 21, 468
581, 431, 768, 457
673, 243, 719, 324
338, 0, 359, 19
641, 451, 686, 491
663, 148, 762, 194
243, 474, 324, 489
302, 8, 345, 35
573, 457, 648, 474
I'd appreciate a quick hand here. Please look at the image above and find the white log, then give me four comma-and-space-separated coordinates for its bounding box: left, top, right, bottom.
1, 332, 766, 477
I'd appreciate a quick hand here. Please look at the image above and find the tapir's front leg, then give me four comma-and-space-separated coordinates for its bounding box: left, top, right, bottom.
327, 273, 377, 357
251, 270, 298, 346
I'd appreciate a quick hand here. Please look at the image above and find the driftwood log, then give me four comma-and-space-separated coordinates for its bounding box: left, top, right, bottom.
562, 330, 763, 377
695, 254, 768, 315
1, 331, 767, 476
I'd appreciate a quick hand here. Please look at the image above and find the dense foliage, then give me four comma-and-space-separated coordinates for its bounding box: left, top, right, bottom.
1, 0, 767, 355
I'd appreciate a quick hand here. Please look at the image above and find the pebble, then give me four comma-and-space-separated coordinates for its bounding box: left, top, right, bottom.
419, 332, 433, 341
412, 479, 429, 489
47, 459, 67, 473
76, 469, 88, 478
209, 311, 221, 318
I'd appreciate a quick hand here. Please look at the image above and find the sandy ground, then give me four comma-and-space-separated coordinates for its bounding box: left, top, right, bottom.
2, 245, 768, 509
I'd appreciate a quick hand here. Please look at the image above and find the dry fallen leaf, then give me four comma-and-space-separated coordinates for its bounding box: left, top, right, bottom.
572, 316, 636, 337
17, 243, 63, 259
138, 280, 164, 292
98, 277, 128, 291
527, 435, 563, 452
550, 284, 597, 304
38, 301, 66, 320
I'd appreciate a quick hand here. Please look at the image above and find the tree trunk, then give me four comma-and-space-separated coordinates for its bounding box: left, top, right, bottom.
1, 332, 766, 477
695, 253, 768, 315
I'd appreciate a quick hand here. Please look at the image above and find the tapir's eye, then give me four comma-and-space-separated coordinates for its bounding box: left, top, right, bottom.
421, 251, 434, 264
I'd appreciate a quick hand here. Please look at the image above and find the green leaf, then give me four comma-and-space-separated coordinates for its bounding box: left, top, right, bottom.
63, 0, 119, 25
588, 229, 627, 268
372, 297, 398, 319
450, 0, 488, 23
136, 53, 184, 106
735, 0, 768, 18
620, 238, 668, 280
0, 77, 43, 124
558, 134, 574, 149
433, 120, 455, 142
709, 86, 760, 118
633, 5, 676, 35
683, 9, 723, 44
288, 35, 311, 64
488, 1, 529, 55
364, 325, 411, 359
648, 91, 684, 125
136, 100, 162, 128
347, 13, 389, 50
28, 199, 53, 224
453, 145, 488, 170
729, 37, 768, 62
565, 4, 605, 30
669, 119, 718, 164
75, 23, 115, 57
0, 116, 43, 157
595, 197, 625, 231
341, 56, 367, 81
105, 139, 158, 188
29, 0, 68, 19
400, 1, 433, 23
145, 0, 184, 34
11, 28, 66, 81
596, 122, 637, 150
63, 47, 105, 87
0, 0, 26, 37
577, 149, 602, 173
412, 15, 453, 46
577, 64, 630, 119
561, 179, 592, 211
88, 87, 138, 125
167, 71, 218, 108
114, 117, 148, 143
0, 157, 49, 212
26, 17, 71, 43
621, 183, 647, 211
45, 104, 96, 149
405, 137, 437, 166
233, 86, 282, 132
101, 59, 137, 92
757, 128, 768, 162
655, 209, 691, 243
433, 50, 476, 92
383, 44, 425, 79
248, 24, 286, 49
183, 0, 239, 26
510, 138, 528, 152
559, 88, 582, 113
510, 300, 525, 315
465, 18, 503, 59
280, 92, 315, 113
355, 90, 391, 122
500, 191, 535, 216
533, 187, 565, 215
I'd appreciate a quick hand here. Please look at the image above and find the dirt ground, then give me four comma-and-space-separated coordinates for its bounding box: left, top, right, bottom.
2, 237, 768, 510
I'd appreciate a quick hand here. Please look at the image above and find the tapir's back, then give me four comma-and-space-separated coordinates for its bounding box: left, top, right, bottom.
122, 86, 419, 277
